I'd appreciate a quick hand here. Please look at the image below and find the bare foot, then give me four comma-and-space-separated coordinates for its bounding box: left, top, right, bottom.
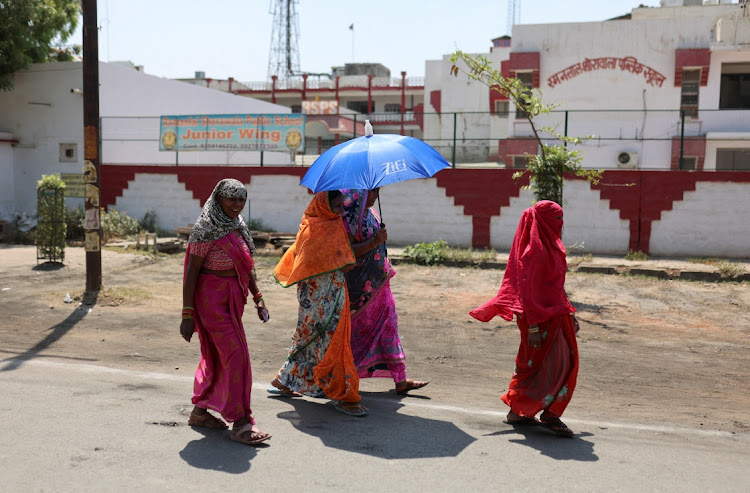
395, 379, 429, 395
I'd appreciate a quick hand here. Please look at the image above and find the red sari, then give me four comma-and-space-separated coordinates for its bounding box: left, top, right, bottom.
470, 200, 578, 418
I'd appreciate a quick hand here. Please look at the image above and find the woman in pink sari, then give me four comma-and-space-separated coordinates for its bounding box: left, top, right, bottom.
341, 188, 428, 394
179, 179, 271, 445
470, 200, 579, 437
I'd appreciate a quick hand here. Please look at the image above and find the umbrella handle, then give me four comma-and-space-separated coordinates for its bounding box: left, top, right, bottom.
377, 195, 384, 227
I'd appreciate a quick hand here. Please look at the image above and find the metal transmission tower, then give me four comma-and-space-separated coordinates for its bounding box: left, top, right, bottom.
507, 0, 521, 35
267, 0, 301, 80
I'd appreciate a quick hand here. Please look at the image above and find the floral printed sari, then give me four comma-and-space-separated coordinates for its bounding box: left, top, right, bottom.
342, 189, 406, 382
273, 192, 360, 403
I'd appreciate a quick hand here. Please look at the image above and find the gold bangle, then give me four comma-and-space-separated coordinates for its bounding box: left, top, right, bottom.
528, 327, 539, 333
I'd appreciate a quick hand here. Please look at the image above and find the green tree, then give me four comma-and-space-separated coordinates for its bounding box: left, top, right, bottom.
449, 51, 601, 205
0, 0, 81, 91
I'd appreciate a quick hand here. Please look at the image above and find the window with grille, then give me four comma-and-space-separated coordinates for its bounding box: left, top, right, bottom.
680, 69, 700, 119
515, 72, 533, 119
494, 100, 510, 115
384, 103, 401, 113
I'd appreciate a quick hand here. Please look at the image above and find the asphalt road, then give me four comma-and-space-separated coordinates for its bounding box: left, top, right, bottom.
1, 357, 748, 492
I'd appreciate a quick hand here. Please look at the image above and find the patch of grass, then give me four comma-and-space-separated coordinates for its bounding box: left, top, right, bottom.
624, 250, 649, 261
687, 257, 746, 278
403, 240, 497, 266
444, 247, 498, 263
716, 260, 746, 279
687, 257, 722, 265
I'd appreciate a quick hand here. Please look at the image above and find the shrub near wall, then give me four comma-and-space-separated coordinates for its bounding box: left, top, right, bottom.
36, 174, 67, 263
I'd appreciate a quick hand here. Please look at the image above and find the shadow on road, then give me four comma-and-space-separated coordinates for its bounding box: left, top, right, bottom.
178, 427, 262, 473
0, 291, 98, 373
485, 427, 598, 462
272, 393, 476, 459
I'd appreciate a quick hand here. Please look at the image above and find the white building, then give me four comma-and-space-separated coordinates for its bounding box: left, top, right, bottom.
427, 0, 750, 170
0, 61, 291, 227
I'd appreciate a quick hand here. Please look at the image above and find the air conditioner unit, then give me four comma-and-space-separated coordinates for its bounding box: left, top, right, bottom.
617, 152, 639, 169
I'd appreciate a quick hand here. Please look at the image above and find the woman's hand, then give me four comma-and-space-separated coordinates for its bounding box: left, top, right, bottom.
256, 299, 269, 323
372, 228, 387, 247
180, 318, 196, 342
527, 329, 542, 349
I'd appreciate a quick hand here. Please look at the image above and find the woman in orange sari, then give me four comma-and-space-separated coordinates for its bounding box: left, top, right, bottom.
470, 200, 579, 437
270, 191, 367, 416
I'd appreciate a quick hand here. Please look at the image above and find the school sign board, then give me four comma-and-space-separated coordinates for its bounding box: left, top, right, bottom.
159, 114, 305, 152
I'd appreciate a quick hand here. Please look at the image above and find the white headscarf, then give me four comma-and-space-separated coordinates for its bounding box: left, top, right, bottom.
187, 179, 256, 254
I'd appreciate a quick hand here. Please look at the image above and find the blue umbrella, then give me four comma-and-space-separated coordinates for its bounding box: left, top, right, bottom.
300, 121, 450, 192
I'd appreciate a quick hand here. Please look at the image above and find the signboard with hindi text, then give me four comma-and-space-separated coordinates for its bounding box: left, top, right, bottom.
61, 173, 85, 197
159, 114, 305, 152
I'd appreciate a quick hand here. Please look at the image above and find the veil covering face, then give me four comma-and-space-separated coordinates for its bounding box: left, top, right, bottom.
470, 200, 573, 325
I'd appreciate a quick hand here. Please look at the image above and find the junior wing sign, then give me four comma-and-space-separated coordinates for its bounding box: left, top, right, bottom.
159, 114, 305, 152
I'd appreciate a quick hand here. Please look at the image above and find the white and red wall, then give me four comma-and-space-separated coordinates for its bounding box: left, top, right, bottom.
101, 165, 750, 258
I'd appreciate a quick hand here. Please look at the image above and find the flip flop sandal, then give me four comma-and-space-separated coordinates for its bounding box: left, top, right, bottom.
230, 423, 271, 445
334, 402, 368, 417
266, 386, 303, 398
540, 417, 575, 437
188, 411, 228, 429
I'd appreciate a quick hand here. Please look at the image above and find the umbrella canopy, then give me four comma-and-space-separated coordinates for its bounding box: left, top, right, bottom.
300, 121, 450, 193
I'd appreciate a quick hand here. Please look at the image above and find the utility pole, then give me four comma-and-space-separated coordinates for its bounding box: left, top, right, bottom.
82, 0, 102, 292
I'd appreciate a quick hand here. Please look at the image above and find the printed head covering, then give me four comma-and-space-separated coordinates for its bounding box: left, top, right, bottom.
470, 200, 573, 325
188, 178, 256, 254
274, 192, 355, 287
341, 189, 394, 314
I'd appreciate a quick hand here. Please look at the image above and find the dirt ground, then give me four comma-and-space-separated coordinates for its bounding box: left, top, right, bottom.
1, 244, 749, 434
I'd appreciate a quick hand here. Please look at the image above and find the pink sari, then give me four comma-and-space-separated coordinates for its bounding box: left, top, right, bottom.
188, 233, 256, 424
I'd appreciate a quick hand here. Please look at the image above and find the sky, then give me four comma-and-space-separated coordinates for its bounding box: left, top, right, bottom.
70, 0, 663, 82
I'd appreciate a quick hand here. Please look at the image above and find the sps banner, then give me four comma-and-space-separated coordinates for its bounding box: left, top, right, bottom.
159, 114, 305, 152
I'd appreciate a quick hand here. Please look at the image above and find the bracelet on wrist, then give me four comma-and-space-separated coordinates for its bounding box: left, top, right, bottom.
252, 292, 263, 303
182, 315, 193, 320
528, 327, 540, 333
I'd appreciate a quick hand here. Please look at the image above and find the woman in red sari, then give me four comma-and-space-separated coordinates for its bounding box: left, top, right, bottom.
180, 179, 271, 445
470, 200, 579, 437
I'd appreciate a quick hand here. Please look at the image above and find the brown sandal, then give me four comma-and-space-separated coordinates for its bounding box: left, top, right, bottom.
539, 416, 574, 437
231, 423, 271, 445
188, 411, 228, 430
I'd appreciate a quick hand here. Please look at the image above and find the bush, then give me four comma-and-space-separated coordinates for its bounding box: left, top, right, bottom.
140, 210, 158, 233
101, 208, 140, 242
36, 174, 67, 263
247, 217, 276, 232
403, 240, 449, 266
66, 206, 85, 241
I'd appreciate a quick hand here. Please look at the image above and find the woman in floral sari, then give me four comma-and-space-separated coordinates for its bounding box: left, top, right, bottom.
470, 200, 579, 437
341, 188, 428, 394
271, 191, 367, 416
180, 179, 271, 445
